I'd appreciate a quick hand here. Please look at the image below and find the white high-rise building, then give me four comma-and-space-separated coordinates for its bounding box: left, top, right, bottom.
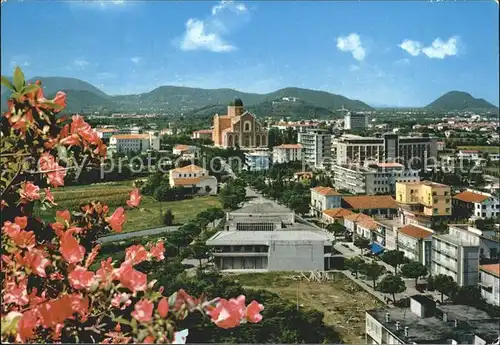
298, 128, 332, 169
344, 112, 368, 130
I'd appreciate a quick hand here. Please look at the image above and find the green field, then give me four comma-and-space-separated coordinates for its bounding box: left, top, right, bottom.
457, 146, 500, 153
40, 182, 221, 232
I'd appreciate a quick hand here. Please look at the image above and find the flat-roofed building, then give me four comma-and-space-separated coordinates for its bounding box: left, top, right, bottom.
109, 133, 160, 153
397, 224, 434, 267
272, 144, 303, 164
396, 181, 452, 217
479, 264, 500, 307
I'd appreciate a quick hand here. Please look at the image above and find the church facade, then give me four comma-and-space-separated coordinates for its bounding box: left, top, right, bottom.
212, 98, 268, 149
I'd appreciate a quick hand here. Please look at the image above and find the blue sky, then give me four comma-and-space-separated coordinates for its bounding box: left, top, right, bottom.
1, 0, 498, 107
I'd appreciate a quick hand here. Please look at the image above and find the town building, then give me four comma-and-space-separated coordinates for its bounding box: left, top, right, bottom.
298, 128, 332, 169
168, 164, 218, 195
332, 162, 420, 195
431, 224, 499, 286
293, 171, 313, 182
457, 149, 480, 161
396, 181, 452, 217
342, 195, 398, 217
310, 186, 342, 217
453, 189, 500, 220
272, 144, 303, 164
244, 151, 270, 172
335, 133, 437, 168
96, 128, 120, 141
344, 112, 368, 130
206, 201, 335, 271
373, 218, 403, 251
322, 208, 353, 224
397, 224, 433, 267
366, 295, 500, 345
172, 145, 200, 157
212, 98, 268, 149
343, 212, 374, 236
109, 133, 160, 153
479, 264, 500, 307
191, 129, 213, 140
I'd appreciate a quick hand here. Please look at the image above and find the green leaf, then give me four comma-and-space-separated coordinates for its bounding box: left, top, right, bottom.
57, 145, 68, 161
21, 84, 40, 96
41, 100, 63, 110
1, 76, 15, 91
12, 67, 25, 92
112, 317, 132, 326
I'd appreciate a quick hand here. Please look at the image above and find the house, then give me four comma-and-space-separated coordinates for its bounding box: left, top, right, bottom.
366, 295, 500, 345
272, 144, 303, 164
397, 224, 433, 267
322, 208, 353, 224
109, 133, 160, 153
343, 212, 373, 235
374, 218, 404, 251
342, 195, 398, 217
168, 164, 218, 195
173, 144, 200, 157
310, 186, 342, 216
457, 149, 480, 161
453, 190, 500, 220
479, 264, 500, 307
294, 171, 313, 182
396, 181, 452, 217
244, 151, 270, 172
191, 129, 213, 140
212, 98, 268, 149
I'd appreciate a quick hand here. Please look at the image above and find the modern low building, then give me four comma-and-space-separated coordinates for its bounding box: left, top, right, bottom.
168, 164, 218, 195
397, 224, 433, 267
342, 195, 398, 217
479, 264, 500, 307
310, 186, 342, 217
298, 128, 332, 169
344, 112, 368, 130
96, 128, 120, 141
191, 129, 213, 140
109, 133, 160, 153
374, 218, 404, 251
453, 189, 500, 220
333, 162, 420, 195
396, 181, 452, 217
366, 295, 500, 345
225, 202, 294, 231
272, 144, 303, 164
244, 151, 270, 172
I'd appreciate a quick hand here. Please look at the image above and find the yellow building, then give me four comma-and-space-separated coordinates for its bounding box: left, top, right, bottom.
396, 181, 452, 216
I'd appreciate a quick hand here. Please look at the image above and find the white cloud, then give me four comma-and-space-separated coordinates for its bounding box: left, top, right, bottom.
398, 36, 459, 59
421, 36, 459, 59
180, 19, 235, 52
398, 39, 421, 56
74, 59, 90, 69
336, 33, 366, 61
211, 0, 247, 16
69, 0, 127, 10
130, 57, 141, 64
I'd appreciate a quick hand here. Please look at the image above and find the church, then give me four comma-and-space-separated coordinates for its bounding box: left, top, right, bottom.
212, 98, 268, 149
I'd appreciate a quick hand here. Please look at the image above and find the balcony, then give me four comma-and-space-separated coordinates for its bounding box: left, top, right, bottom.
432, 245, 457, 258
432, 257, 457, 272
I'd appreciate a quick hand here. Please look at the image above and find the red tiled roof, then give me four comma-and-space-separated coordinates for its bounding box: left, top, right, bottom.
480, 264, 500, 277
312, 186, 341, 196
322, 208, 353, 219
357, 219, 379, 230
398, 224, 433, 239
342, 195, 397, 210
344, 213, 373, 223
453, 191, 489, 204
171, 164, 205, 173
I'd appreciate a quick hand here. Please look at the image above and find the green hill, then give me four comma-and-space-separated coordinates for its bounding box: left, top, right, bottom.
425, 91, 498, 111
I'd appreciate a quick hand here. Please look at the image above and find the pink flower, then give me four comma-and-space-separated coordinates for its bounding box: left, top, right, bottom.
131, 299, 154, 323
106, 207, 126, 233
23, 249, 51, 277
52, 91, 66, 111
2, 221, 21, 237
150, 241, 165, 261
39, 153, 66, 187
44, 187, 57, 205
245, 300, 264, 323
16, 310, 38, 343
60, 230, 85, 264
208, 296, 246, 329
111, 293, 132, 310
126, 188, 142, 208
125, 244, 149, 266
117, 261, 147, 293
3, 278, 29, 306
11, 230, 36, 249
15, 216, 28, 229
143, 336, 155, 344
19, 182, 40, 203
68, 265, 96, 290
56, 209, 71, 223
96, 258, 114, 286
157, 297, 169, 318
84, 244, 101, 268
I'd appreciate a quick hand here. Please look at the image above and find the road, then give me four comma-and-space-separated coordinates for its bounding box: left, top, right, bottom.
97, 225, 180, 243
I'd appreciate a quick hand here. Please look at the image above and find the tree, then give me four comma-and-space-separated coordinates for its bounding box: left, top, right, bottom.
353, 237, 370, 254
377, 274, 406, 303
345, 257, 364, 278
433, 274, 459, 303
361, 261, 386, 288
381, 250, 406, 274
163, 208, 175, 226
400, 261, 428, 287
189, 240, 211, 268
326, 222, 346, 236
219, 181, 246, 209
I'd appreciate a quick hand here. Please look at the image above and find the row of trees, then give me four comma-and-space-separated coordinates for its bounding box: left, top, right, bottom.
219, 179, 247, 210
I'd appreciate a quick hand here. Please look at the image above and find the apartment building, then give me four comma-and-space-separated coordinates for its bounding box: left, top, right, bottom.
96, 128, 120, 141
333, 162, 420, 195
173, 145, 200, 157
109, 133, 160, 153
453, 189, 500, 220
335, 133, 437, 168
374, 218, 403, 251
244, 151, 270, 172
344, 112, 367, 130
397, 224, 433, 267
366, 295, 500, 345
431, 224, 499, 286
396, 181, 452, 217
272, 144, 303, 164
310, 186, 342, 216
479, 264, 500, 307
298, 128, 332, 169
342, 195, 398, 217
168, 164, 218, 195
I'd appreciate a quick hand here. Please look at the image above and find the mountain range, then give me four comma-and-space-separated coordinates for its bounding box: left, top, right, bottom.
1, 76, 498, 116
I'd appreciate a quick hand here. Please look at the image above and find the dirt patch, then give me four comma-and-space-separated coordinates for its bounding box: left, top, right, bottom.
233, 271, 383, 344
